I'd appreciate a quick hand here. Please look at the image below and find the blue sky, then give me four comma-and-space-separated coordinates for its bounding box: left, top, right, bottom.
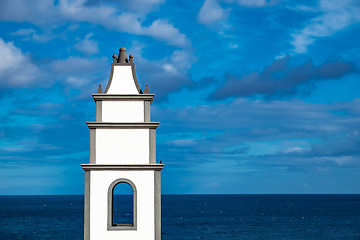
0, 0, 359, 194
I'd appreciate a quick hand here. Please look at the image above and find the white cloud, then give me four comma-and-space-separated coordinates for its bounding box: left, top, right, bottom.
169, 50, 195, 71
113, 0, 165, 13
0, 0, 59, 25
73, 33, 99, 55
274, 52, 287, 60
198, 0, 228, 25
282, 147, 305, 153
50, 56, 107, 76
223, 0, 278, 8
153, 97, 360, 173
228, 43, 239, 49
163, 64, 178, 74
59, 0, 189, 47
167, 139, 197, 147
291, 0, 360, 53
155, 97, 360, 140
0, 0, 189, 47
68, 23, 80, 31
145, 19, 189, 47
49, 56, 108, 89
84, 0, 165, 14
0, 38, 43, 88
0, 37, 108, 90
65, 76, 89, 87
236, 0, 276, 7
59, 0, 114, 23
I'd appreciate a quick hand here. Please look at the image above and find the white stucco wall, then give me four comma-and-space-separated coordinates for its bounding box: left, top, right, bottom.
96, 129, 149, 164
107, 66, 138, 94
102, 101, 144, 122
90, 170, 155, 240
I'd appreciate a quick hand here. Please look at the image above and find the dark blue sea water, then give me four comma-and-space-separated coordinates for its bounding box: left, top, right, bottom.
0, 195, 359, 240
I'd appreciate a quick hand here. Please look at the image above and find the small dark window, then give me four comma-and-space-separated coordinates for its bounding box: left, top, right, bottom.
113, 182, 133, 225
108, 178, 137, 230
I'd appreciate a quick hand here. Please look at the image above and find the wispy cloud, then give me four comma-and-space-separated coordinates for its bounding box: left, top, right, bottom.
156, 97, 360, 171
73, 33, 99, 55
129, 42, 195, 101
11, 28, 36, 36
231, 0, 278, 8
291, 0, 360, 53
11, 28, 55, 42
84, 0, 166, 13
0, 37, 109, 91
49, 56, 108, 89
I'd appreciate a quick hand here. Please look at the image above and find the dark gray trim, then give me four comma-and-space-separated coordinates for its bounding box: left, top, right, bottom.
96, 101, 102, 122
130, 63, 141, 93
90, 129, 96, 164
104, 63, 115, 93
104, 63, 141, 94
144, 101, 151, 122
86, 122, 159, 129
93, 94, 154, 103
81, 164, 164, 171
149, 129, 156, 163
154, 171, 161, 240
107, 178, 137, 230
84, 170, 90, 240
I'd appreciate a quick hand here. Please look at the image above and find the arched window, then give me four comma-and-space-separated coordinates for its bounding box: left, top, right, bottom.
107, 178, 137, 230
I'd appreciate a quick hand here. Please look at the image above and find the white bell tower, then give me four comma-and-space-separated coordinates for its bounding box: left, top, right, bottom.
81, 47, 164, 240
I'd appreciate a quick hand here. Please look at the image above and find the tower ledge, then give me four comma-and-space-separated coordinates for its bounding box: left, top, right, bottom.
81, 164, 164, 171
86, 122, 160, 129
92, 94, 154, 103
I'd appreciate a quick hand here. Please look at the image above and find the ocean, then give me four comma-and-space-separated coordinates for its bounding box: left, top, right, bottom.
0, 194, 359, 240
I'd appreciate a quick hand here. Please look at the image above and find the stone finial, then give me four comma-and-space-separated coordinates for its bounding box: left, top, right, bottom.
129, 54, 134, 63
97, 84, 103, 93
118, 47, 129, 63
144, 84, 150, 94
112, 54, 117, 63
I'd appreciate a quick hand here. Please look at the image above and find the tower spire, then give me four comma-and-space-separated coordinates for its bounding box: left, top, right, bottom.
118, 47, 128, 63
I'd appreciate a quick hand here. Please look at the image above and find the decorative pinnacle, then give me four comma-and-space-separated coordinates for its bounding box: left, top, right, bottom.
97, 84, 103, 93
118, 47, 129, 63
112, 54, 117, 63
129, 54, 134, 63
144, 84, 149, 94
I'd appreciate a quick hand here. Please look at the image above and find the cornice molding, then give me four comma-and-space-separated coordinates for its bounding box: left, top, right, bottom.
86, 122, 160, 129
92, 94, 154, 103
81, 164, 165, 171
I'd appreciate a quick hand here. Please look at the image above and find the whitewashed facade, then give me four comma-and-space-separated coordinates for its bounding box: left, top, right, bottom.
81, 47, 164, 240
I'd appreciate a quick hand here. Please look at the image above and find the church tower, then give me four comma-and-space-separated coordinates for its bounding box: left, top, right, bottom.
81, 47, 164, 240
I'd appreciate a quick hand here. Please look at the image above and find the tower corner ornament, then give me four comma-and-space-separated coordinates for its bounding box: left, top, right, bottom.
81, 47, 164, 240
